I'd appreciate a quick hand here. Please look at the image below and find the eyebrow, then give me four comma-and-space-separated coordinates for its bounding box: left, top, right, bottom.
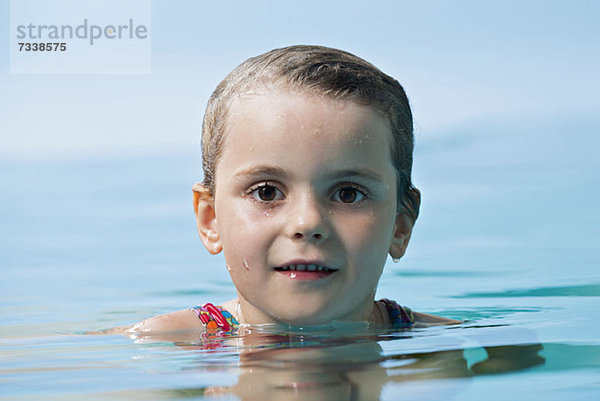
233, 165, 384, 183
324, 168, 385, 183
233, 165, 290, 180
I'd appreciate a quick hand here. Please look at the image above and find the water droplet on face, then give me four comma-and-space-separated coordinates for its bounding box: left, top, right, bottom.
264, 211, 270, 217
226, 265, 232, 271
290, 272, 297, 279
242, 259, 250, 270
392, 257, 400, 263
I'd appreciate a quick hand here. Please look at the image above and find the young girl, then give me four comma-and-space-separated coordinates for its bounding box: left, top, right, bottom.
130, 45, 459, 335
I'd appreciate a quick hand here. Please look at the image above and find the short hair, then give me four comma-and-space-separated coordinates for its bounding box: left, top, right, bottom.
201, 45, 420, 220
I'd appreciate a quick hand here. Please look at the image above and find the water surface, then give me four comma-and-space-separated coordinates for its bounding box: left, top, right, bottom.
1, 116, 599, 400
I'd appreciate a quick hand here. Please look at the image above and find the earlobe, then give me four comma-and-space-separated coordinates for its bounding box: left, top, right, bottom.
193, 183, 222, 255
388, 212, 414, 260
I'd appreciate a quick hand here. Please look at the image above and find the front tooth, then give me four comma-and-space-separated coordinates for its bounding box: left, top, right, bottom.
317, 265, 324, 271
289, 264, 296, 271
307, 264, 317, 271
296, 264, 307, 271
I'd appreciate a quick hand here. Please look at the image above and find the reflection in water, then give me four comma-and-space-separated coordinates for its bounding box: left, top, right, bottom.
453, 283, 600, 298
128, 325, 545, 401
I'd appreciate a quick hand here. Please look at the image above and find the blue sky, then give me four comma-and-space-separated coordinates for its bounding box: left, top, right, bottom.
1, 0, 598, 160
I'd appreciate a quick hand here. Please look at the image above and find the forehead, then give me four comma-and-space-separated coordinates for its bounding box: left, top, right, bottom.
222, 89, 393, 159
212, 89, 397, 188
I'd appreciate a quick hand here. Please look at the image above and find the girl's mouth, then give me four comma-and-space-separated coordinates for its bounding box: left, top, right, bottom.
274, 264, 338, 280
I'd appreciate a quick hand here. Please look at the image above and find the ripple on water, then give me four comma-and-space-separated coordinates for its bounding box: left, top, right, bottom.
453, 283, 600, 298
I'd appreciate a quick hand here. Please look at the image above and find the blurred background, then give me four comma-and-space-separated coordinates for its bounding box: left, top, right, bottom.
0, 0, 598, 333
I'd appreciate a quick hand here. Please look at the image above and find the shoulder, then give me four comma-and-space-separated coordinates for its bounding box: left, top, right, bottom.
129, 309, 204, 334
411, 311, 463, 327
378, 299, 461, 327
128, 299, 240, 334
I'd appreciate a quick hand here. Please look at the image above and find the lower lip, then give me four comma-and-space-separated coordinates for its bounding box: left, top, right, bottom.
275, 270, 336, 280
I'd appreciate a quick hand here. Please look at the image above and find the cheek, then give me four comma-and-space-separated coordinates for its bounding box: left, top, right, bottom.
340, 208, 395, 246
216, 202, 276, 264
335, 209, 395, 276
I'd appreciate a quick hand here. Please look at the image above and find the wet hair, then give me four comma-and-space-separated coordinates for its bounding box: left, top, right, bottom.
201, 45, 420, 220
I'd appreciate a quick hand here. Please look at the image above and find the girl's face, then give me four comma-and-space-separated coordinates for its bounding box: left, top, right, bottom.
200, 90, 412, 325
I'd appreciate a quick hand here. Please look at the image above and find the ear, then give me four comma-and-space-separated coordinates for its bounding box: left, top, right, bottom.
193, 183, 222, 255
389, 187, 421, 259
388, 212, 415, 260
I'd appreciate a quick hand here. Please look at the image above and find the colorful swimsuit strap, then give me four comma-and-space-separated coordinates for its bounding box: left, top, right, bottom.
191, 301, 409, 331
190, 303, 239, 332
379, 298, 414, 328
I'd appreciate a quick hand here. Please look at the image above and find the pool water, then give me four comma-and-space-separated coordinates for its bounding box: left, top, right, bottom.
1, 115, 599, 400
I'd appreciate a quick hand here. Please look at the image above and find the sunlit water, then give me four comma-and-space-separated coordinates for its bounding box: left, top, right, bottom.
1, 116, 599, 400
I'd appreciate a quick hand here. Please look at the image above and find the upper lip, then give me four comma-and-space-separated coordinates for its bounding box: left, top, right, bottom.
274, 260, 338, 272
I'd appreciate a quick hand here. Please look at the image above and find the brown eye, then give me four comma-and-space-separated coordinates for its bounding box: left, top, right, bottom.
339, 187, 357, 203
249, 183, 284, 202
332, 185, 367, 204
258, 185, 277, 201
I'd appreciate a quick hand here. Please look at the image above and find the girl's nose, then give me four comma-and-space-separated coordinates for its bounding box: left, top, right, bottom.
293, 231, 323, 241
287, 195, 329, 243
